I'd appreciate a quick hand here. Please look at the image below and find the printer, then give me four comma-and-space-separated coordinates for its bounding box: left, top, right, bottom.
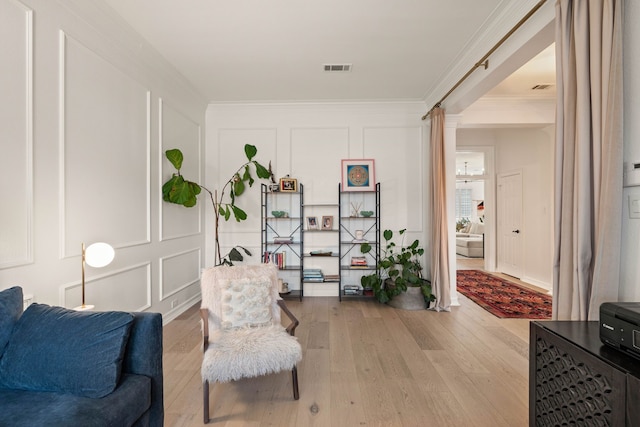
600, 302, 640, 358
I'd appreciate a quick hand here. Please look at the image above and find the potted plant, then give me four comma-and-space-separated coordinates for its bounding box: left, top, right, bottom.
162, 144, 271, 265
360, 229, 435, 309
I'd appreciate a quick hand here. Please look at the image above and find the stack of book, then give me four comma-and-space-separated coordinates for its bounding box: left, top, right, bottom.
350, 256, 368, 268
343, 285, 361, 295
323, 274, 340, 282
303, 269, 324, 282
273, 236, 293, 244
264, 251, 287, 269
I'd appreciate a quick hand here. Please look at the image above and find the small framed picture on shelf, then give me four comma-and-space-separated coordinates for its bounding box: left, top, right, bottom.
306, 216, 318, 230
341, 159, 375, 192
279, 177, 297, 192
268, 183, 279, 192
321, 215, 333, 230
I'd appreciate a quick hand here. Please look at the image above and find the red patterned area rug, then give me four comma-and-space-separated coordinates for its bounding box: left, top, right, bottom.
456, 270, 552, 319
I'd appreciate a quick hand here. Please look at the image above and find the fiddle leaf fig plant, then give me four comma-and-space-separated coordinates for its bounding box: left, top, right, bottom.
162, 144, 271, 265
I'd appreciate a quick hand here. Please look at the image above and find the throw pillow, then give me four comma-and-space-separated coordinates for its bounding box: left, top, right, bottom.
219, 276, 273, 330
469, 222, 479, 235
0, 304, 134, 398
0, 287, 23, 358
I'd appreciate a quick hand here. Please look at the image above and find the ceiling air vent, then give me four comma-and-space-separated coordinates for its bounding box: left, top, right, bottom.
323, 64, 352, 72
531, 84, 554, 90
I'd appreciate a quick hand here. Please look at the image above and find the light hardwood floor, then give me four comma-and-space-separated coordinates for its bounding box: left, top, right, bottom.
163, 292, 532, 426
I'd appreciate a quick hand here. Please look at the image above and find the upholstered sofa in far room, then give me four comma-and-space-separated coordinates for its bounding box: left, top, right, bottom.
456, 221, 485, 258
0, 286, 163, 427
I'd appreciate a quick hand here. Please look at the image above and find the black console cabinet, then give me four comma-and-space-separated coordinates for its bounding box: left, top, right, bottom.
530, 321, 640, 426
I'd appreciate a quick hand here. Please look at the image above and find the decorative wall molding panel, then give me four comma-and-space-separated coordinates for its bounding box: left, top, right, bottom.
363, 126, 424, 232
0, 0, 33, 269
58, 31, 151, 258
160, 98, 202, 241
61, 262, 151, 311
159, 248, 201, 300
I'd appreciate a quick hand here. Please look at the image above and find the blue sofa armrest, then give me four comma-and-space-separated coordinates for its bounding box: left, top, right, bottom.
123, 312, 163, 427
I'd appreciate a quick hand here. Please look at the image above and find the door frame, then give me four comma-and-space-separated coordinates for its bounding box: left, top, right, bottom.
454, 145, 496, 272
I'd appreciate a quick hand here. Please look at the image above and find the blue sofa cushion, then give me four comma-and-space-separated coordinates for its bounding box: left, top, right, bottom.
0, 286, 23, 358
0, 373, 150, 427
0, 304, 134, 398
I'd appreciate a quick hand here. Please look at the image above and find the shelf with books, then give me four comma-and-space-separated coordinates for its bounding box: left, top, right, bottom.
301, 198, 340, 296
338, 182, 381, 301
261, 183, 304, 300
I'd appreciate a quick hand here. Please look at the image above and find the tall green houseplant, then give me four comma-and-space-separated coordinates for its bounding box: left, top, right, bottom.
361, 229, 434, 306
162, 144, 271, 265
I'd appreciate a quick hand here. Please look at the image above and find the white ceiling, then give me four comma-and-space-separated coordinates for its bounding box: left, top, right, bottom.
100, 0, 552, 103
485, 43, 556, 98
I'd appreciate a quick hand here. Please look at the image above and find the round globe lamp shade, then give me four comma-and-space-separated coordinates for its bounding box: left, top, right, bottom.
84, 242, 115, 268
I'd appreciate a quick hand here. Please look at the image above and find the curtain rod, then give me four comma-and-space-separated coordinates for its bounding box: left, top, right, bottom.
421, 0, 548, 121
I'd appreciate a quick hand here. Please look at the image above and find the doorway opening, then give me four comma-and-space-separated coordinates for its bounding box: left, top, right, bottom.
455, 151, 488, 270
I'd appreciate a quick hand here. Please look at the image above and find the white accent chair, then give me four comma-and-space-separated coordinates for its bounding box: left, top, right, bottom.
200, 264, 302, 423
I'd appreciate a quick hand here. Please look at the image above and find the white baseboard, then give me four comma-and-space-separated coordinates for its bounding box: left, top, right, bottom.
520, 276, 552, 294
162, 293, 201, 325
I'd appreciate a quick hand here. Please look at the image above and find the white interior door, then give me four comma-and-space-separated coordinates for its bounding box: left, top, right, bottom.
497, 171, 523, 278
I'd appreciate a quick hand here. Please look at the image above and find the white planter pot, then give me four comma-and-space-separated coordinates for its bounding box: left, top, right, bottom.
387, 286, 426, 310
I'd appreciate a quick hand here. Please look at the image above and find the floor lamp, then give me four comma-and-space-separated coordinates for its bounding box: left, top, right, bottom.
75, 242, 115, 311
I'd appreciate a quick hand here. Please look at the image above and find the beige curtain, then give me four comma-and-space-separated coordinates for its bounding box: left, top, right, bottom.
553, 0, 624, 320
430, 107, 451, 311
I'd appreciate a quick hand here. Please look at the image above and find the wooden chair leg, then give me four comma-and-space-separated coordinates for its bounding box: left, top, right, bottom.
203, 379, 210, 424
292, 366, 299, 400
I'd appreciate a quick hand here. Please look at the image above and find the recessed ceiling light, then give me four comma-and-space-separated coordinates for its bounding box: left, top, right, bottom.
531, 84, 554, 90
323, 64, 352, 72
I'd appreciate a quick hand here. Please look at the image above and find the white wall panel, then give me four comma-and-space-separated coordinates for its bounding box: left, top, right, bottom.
0, 0, 32, 268
363, 127, 423, 232
291, 128, 349, 203
60, 32, 150, 257
160, 99, 202, 240
61, 263, 151, 311
160, 248, 201, 299
215, 129, 277, 251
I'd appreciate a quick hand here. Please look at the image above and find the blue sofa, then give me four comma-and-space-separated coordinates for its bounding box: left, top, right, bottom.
0, 286, 163, 427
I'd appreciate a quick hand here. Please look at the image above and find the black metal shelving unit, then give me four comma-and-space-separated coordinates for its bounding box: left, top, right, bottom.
338, 182, 381, 300
261, 183, 304, 300
301, 197, 340, 296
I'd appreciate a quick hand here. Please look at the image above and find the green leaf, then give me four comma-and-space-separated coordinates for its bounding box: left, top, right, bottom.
229, 247, 244, 262
383, 229, 393, 241
399, 228, 406, 235
162, 174, 180, 201
165, 149, 183, 170
243, 165, 255, 187
254, 161, 271, 179
242, 165, 251, 182
182, 182, 201, 207
379, 259, 393, 269
233, 177, 245, 196
376, 290, 390, 303
163, 174, 201, 207
244, 144, 257, 161
231, 205, 247, 221
238, 246, 252, 256
360, 243, 372, 253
